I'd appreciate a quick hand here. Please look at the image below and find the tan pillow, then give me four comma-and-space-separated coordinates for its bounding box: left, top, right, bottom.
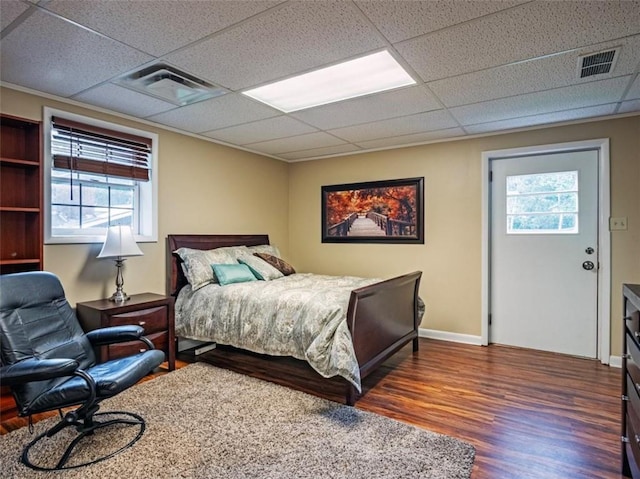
238, 254, 283, 281
253, 253, 296, 276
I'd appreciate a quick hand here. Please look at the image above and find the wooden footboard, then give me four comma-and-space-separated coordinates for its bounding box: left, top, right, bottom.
345, 271, 422, 405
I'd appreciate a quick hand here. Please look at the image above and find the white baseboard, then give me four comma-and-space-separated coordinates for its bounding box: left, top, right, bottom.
418, 328, 483, 346
609, 355, 622, 368
418, 329, 622, 367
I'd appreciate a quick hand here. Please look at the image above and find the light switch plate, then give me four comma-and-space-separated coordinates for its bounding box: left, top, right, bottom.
610, 217, 628, 230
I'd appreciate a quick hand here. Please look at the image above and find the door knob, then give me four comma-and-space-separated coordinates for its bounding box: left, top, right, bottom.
582, 261, 595, 271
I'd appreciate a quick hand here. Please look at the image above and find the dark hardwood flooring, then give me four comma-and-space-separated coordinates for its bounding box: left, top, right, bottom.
1, 339, 622, 478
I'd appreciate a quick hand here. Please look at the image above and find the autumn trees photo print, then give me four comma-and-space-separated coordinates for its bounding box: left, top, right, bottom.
321, 177, 424, 243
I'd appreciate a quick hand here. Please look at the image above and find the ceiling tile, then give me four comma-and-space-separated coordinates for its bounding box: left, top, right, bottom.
396, 1, 640, 82
244, 132, 347, 155
0, 10, 152, 97
355, 127, 466, 150
202, 116, 318, 145
147, 94, 278, 133
430, 36, 640, 107
450, 76, 631, 125
73, 83, 177, 118
45, 0, 281, 56
1, 0, 31, 31
356, 0, 523, 43
618, 100, 640, 114
328, 110, 458, 143
164, 1, 386, 90
279, 144, 362, 161
291, 86, 441, 130
625, 75, 640, 100
464, 104, 618, 134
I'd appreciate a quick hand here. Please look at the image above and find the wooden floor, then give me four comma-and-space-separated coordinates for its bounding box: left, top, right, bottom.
1, 339, 622, 478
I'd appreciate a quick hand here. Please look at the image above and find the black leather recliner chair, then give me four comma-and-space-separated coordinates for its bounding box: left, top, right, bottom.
0, 271, 166, 471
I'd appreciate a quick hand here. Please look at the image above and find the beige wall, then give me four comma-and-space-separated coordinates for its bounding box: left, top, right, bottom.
0, 87, 289, 305
2, 86, 639, 357
289, 116, 640, 356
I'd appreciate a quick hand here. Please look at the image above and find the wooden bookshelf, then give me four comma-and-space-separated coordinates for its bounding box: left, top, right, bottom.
0, 114, 43, 275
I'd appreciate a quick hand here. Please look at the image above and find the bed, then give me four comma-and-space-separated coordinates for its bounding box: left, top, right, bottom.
167, 234, 422, 405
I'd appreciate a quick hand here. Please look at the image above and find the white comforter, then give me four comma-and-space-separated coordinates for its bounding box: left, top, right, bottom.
175, 273, 381, 391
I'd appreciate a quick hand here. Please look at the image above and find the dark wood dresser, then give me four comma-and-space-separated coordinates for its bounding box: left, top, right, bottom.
622, 283, 640, 477
77, 293, 175, 371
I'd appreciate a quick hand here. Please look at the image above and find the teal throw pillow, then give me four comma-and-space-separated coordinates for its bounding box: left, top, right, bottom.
211, 263, 257, 286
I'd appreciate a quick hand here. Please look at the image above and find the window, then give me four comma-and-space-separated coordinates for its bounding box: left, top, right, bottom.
45, 108, 158, 243
506, 170, 579, 234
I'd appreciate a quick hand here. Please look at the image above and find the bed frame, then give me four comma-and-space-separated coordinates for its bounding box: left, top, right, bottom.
167, 234, 422, 405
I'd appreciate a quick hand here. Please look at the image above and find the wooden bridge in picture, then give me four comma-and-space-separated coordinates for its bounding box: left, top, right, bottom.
327, 212, 416, 237
348, 215, 386, 236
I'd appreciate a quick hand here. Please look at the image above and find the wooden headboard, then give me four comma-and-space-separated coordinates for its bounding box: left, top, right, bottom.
166, 234, 270, 297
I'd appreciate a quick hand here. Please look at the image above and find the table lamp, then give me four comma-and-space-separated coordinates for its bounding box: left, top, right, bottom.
97, 225, 143, 302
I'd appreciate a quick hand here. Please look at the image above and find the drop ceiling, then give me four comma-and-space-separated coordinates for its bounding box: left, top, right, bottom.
1, 0, 639, 162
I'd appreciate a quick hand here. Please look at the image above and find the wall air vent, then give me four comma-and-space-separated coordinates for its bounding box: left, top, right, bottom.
578, 49, 618, 78
115, 63, 227, 106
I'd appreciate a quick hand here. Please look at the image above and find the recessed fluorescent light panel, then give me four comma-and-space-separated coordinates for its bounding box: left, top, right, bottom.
242, 50, 416, 112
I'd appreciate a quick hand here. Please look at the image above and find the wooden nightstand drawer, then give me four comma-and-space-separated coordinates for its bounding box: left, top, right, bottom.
108, 331, 168, 361
110, 306, 167, 332
77, 293, 175, 371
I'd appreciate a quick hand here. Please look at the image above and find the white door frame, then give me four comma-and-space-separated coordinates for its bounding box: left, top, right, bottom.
481, 139, 611, 364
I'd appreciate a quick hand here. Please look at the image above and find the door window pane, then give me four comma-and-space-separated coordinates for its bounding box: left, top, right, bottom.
506, 170, 578, 194
506, 171, 578, 234
507, 193, 578, 215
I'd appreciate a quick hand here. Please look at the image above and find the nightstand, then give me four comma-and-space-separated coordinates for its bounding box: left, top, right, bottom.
76, 293, 175, 371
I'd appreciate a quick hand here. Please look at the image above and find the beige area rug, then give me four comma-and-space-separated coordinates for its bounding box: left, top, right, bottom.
0, 363, 474, 478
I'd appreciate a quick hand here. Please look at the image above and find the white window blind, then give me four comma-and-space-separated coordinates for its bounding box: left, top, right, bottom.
51, 116, 151, 181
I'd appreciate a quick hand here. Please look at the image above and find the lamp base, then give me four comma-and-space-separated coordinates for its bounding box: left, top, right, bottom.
108, 290, 131, 302
108, 258, 130, 302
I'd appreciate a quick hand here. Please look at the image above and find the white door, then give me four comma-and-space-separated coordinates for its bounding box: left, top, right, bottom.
490, 150, 599, 358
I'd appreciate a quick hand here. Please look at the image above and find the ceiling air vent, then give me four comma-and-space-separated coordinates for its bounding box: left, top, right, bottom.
578, 49, 618, 78
115, 63, 228, 106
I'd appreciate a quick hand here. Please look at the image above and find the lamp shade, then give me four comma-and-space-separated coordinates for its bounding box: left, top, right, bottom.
97, 225, 143, 259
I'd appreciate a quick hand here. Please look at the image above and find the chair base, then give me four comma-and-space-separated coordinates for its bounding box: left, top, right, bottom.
21, 411, 146, 471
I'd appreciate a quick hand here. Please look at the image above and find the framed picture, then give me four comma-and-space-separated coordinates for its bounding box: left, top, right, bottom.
321, 177, 424, 244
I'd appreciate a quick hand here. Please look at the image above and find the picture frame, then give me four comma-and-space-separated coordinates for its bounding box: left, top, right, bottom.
321, 177, 424, 244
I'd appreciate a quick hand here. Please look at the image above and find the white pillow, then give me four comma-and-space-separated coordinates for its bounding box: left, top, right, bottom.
214, 245, 250, 260
174, 247, 238, 290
